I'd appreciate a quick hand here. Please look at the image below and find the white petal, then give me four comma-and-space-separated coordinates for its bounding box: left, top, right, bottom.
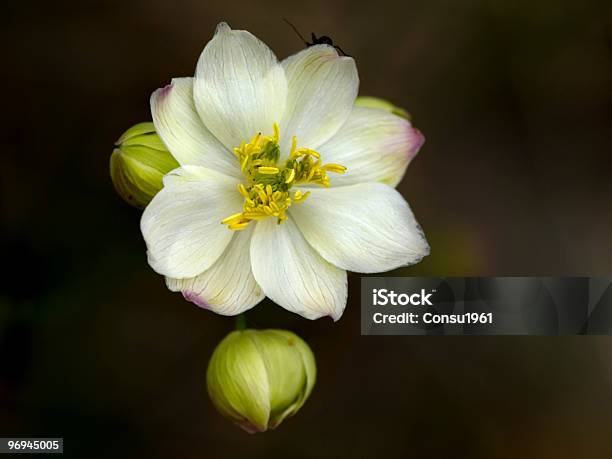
151, 77, 239, 177
193, 22, 287, 150
280, 45, 358, 151
290, 183, 429, 273
166, 226, 264, 315
318, 106, 425, 187
141, 166, 242, 278
250, 218, 347, 321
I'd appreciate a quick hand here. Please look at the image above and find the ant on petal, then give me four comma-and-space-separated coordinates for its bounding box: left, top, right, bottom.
283, 19, 352, 58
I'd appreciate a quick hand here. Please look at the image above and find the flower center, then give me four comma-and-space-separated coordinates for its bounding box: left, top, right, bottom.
221, 123, 346, 231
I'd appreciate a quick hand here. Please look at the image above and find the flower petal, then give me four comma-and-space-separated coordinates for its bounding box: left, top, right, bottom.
318, 106, 424, 187
166, 226, 264, 315
250, 218, 347, 321
141, 166, 242, 278
280, 45, 359, 151
151, 77, 240, 177
290, 183, 429, 273
193, 22, 287, 150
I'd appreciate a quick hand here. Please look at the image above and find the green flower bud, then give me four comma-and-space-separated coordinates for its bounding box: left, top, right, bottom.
207, 329, 316, 433
355, 96, 411, 120
110, 122, 179, 208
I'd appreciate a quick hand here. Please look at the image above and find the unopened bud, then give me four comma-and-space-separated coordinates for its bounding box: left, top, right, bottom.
207, 329, 316, 433
110, 122, 178, 208
355, 96, 411, 120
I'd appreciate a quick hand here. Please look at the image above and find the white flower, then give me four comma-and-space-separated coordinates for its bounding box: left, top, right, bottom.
141, 22, 429, 321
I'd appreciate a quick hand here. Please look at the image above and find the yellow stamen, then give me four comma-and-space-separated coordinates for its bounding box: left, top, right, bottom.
221, 124, 346, 230
228, 222, 250, 231
237, 183, 249, 197
257, 166, 279, 174
220, 213, 245, 225
285, 168, 295, 184
290, 136, 298, 157
323, 164, 347, 174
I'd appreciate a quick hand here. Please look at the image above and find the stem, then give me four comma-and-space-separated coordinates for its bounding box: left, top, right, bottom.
235, 313, 247, 330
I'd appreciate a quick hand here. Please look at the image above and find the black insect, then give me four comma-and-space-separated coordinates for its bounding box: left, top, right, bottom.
283, 19, 352, 57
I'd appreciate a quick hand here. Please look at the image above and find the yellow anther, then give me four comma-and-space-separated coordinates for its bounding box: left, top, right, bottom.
220, 213, 245, 225
243, 211, 266, 219
237, 184, 249, 197
290, 136, 298, 157
228, 222, 250, 231
250, 132, 262, 146
293, 190, 310, 202
285, 168, 296, 184
323, 164, 347, 174
222, 123, 346, 230
257, 166, 279, 175
256, 187, 267, 201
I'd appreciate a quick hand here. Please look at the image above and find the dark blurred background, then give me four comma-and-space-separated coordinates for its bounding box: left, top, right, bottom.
1, 0, 612, 457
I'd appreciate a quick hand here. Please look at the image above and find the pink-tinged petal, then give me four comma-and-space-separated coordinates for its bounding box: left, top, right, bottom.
182, 290, 212, 309
165, 226, 264, 315
150, 77, 240, 177
318, 106, 425, 187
